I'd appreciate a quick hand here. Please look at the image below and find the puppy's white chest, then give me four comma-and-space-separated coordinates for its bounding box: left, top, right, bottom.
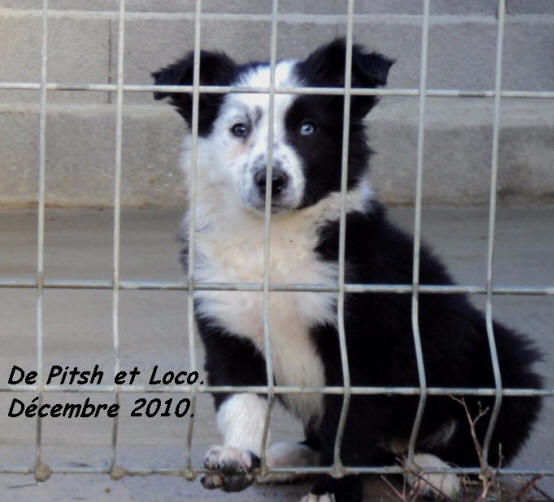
193, 213, 335, 423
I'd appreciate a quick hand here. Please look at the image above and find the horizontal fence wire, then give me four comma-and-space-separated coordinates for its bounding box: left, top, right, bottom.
0, 465, 552, 478
1, 81, 554, 99
1, 0, 552, 485
1, 278, 552, 295
0, 384, 554, 396
2, 384, 552, 396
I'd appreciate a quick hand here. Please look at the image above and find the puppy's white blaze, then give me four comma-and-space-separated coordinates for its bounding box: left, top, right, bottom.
181, 60, 305, 211
217, 393, 267, 454
232, 61, 305, 210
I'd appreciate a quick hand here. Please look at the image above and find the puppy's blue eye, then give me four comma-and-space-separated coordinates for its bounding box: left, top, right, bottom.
299, 122, 315, 136
231, 123, 248, 138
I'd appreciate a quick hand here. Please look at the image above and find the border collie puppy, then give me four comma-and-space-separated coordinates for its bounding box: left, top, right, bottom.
152, 39, 542, 502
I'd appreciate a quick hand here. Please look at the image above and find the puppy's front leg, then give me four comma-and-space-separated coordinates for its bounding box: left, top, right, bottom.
197, 319, 269, 492
202, 393, 268, 492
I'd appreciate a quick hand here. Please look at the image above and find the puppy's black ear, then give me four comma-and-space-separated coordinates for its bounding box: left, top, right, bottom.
298, 38, 394, 118
152, 51, 238, 135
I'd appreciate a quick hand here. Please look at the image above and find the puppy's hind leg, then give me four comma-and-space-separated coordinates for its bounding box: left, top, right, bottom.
404, 453, 460, 500
258, 440, 320, 483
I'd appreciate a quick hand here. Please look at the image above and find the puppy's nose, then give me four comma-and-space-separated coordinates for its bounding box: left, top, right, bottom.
254, 167, 289, 196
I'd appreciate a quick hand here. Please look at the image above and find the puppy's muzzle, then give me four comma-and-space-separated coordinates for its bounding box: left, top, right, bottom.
253, 165, 289, 199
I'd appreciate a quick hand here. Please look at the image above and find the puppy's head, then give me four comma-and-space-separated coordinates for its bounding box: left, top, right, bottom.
153, 39, 393, 214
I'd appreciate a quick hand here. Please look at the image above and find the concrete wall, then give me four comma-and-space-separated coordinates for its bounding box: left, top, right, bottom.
1, 1, 553, 207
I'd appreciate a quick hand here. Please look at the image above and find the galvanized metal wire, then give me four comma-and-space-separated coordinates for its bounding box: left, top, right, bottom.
33, 0, 49, 483
259, 0, 280, 477
0, 464, 551, 478
331, 0, 355, 477
2, 81, 554, 99
1, 383, 553, 397
182, 0, 203, 478
406, 0, 431, 462
1, 278, 552, 296
1, 0, 552, 485
108, 0, 126, 477
480, 0, 507, 470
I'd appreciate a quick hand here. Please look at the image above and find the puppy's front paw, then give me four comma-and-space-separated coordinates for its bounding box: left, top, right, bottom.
201, 445, 260, 492
204, 445, 259, 473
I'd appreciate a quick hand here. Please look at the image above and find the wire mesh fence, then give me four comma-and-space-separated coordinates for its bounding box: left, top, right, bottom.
0, 0, 552, 487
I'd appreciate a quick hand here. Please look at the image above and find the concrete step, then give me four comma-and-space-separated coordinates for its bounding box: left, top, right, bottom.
1, 6, 553, 105
1, 99, 552, 208
1, 2, 552, 208
0, 103, 184, 208
0, 206, 553, 499
369, 98, 554, 205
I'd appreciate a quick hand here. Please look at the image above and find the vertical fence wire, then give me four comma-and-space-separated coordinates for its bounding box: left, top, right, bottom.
407, 0, 431, 461
332, 0, 355, 476
481, 0, 506, 468
184, 0, 203, 478
109, 0, 126, 476
259, 0, 279, 475
34, 0, 49, 482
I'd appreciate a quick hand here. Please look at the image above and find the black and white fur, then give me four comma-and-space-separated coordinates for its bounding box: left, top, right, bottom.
153, 39, 542, 501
